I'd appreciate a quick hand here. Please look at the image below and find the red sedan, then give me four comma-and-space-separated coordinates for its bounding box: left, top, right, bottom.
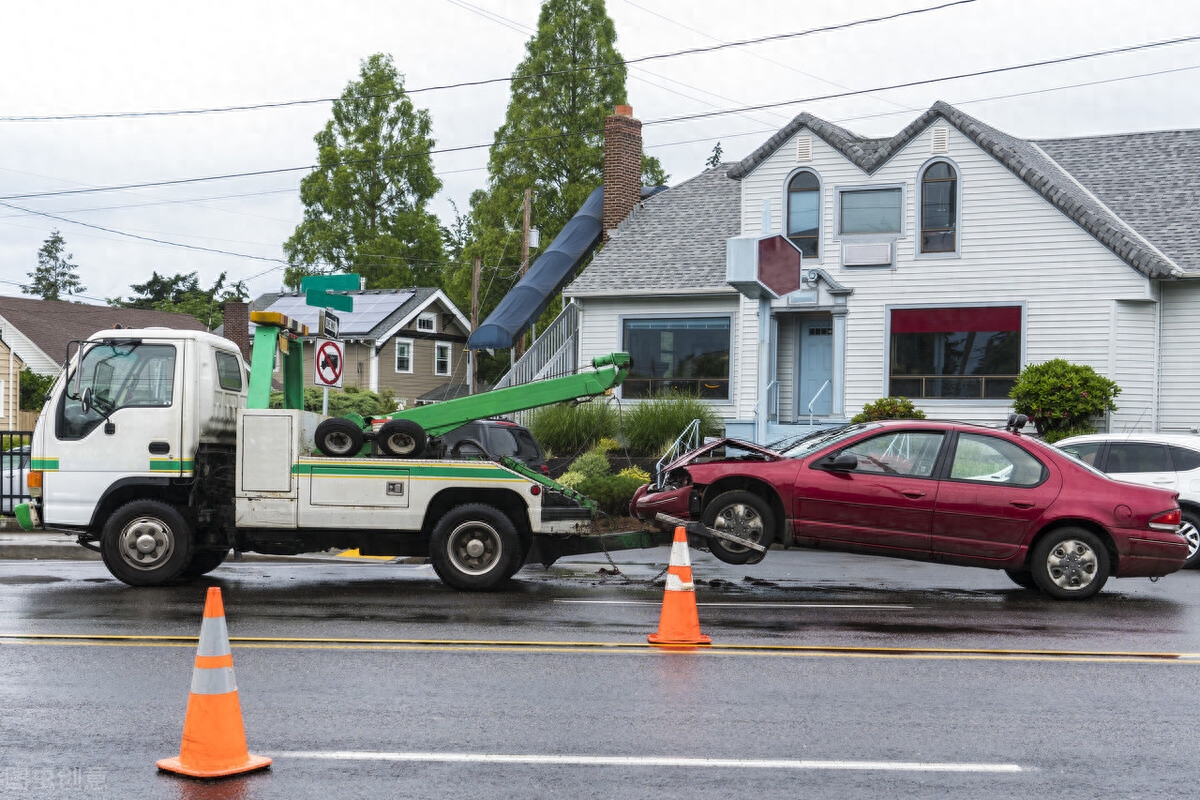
631, 418, 1187, 599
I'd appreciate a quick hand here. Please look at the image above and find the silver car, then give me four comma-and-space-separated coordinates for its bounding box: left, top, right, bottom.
1, 445, 31, 515
1057, 433, 1200, 568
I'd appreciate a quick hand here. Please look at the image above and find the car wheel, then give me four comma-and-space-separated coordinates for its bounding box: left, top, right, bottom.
1030, 528, 1110, 600
377, 419, 428, 458
702, 490, 775, 565
182, 548, 229, 578
1003, 568, 1038, 589
315, 418, 365, 457
429, 504, 521, 591
100, 501, 195, 587
1180, 510, 1200, 569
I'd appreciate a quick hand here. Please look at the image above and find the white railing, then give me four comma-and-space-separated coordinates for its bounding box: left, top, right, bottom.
654, 418, 703, 488
807, 380, 831, 428
492, 302, 578, 390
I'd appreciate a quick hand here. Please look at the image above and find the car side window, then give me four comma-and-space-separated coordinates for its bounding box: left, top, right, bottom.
842, 431, 944, 477
1108, 443, 1171, 473
1059, 441, 1102, 467
1168, 445, 1200, 472
949, 433, 1044, 486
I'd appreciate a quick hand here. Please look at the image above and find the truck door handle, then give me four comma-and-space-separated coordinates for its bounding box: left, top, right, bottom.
149, 442, 171, 455
901, 490, 925, 499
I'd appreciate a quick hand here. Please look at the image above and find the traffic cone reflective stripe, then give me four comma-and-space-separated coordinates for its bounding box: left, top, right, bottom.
157, 587, 271, 779
648, 527, 712, 646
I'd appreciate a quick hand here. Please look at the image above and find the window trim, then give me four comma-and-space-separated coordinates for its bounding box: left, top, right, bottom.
434, 341, 452, 377
783, 167, 822, 263
835, 183, 906, 239
884, 303, 1026, 404
916, 157, 961, 258
617, 312, 734, 401
417, 312, 437, 333
394, 338, 414, 374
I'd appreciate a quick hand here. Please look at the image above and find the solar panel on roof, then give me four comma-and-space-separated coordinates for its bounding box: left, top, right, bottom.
260, 290, 415, 337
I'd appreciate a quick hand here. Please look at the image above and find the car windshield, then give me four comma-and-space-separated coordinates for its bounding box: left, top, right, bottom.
776, 423, 878, 459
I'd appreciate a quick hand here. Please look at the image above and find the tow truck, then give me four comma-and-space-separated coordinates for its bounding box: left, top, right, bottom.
15, 313, 707, 590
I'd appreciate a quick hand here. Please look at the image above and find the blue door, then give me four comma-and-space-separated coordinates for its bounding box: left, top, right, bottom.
798, 316, 832, 416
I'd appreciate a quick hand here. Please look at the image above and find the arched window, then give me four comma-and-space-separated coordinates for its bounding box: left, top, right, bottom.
920, 161, 957, 253
787, 171, 820, 258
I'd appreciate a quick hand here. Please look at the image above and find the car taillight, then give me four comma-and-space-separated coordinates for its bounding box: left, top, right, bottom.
1149, 509, 1182, 531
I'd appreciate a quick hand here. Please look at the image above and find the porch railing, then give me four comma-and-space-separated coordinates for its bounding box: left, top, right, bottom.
493, 302, 578, 390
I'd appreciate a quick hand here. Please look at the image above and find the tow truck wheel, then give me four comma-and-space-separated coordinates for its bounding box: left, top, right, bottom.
315, 418, 365, 457
100, 501, 195, 587
702, 490, 775, 565
182, 548, 229, 578
429, 504, 520, 590
377, 419, 428, 458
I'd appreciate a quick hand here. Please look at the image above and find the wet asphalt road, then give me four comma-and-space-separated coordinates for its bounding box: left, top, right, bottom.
1, 548, 1197, 799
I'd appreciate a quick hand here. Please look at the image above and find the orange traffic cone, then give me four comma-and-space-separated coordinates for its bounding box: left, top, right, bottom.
157, 587, 272, 778
648, 527, 712, 646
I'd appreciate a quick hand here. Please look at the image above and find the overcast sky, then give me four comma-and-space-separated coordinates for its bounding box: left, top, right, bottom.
2, 0, 1198, 305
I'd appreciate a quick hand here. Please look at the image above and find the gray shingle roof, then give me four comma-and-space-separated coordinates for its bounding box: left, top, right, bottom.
566, 166, 741, 295
728, 100, 1186, 278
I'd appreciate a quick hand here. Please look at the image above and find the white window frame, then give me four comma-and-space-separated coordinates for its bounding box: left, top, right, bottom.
434, 341, 452, 377
417, 312, 437, 333
835, 184, 906, 238
394, 338, 414, 374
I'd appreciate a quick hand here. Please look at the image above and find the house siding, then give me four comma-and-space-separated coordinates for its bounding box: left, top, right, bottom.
1159, 282, 1200, 433
738, 123, 1153, 425
1111, 300, 1157, 431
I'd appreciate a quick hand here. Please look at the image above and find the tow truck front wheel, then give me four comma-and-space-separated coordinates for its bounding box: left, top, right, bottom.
429, 504, 520, 591
100, 501, 195, 587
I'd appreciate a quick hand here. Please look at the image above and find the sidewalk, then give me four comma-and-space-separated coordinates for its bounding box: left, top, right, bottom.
0, 516, 100, 560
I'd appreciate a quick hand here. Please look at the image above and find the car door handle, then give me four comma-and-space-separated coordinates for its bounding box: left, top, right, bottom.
1011, 501, 1036, 509
901, 490, 925, 499
1152, 479, 1174, 485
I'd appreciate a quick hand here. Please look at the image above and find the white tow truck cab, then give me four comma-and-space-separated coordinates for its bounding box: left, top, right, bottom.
23, 325, 635, 590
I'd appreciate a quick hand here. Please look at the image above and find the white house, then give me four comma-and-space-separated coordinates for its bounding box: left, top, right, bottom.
565, 101, 1200, 443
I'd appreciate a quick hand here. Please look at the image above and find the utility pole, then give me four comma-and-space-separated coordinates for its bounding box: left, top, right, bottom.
471, 255, 480, 393
515, 187, 532, 359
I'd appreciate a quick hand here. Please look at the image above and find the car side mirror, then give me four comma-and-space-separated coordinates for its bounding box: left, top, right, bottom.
819, 452, 858, 471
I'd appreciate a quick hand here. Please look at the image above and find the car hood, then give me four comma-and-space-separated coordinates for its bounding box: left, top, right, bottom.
659, 438, 781, 472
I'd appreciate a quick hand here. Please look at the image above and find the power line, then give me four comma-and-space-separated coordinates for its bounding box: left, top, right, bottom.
0, 1, 979, 123
3, 32, 1195, 204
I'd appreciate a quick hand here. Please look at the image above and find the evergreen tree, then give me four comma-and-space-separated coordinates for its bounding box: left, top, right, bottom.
109, 271, 248, 330
284, 53, 443, 290
23, 231, 85, 301
706, 141, 724, 169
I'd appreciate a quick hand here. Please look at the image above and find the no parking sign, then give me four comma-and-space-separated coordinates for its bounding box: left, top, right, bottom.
314, 339, 344, 389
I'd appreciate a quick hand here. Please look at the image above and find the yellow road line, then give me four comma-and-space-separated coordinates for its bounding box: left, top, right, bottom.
0, 633, 1193, 664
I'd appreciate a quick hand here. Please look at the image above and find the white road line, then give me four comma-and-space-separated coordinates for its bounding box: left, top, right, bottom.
553, 600, 913, 609
275, 751, 1021, 773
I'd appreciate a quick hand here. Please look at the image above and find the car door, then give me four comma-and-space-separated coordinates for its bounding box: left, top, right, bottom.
1103, 442, 1177, 494
793, 429, 946, 553
932, 432, 1061, 560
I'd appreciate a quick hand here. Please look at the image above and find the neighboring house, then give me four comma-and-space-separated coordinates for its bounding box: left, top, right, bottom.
0, 337, 24, 431
0, 295, 208, 377
565, 101, 1200, 443
238, 288, 473, 410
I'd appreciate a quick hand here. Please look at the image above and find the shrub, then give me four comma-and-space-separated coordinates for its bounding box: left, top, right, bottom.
575, 472, 648, 516
621, 393, 722, 456
1010, 359, 1120, 443
567, 449, 611, 481
269, 385, 398, 417
617, 465, 651, 483
850, 397, 926, 424
527, 399, 618, 456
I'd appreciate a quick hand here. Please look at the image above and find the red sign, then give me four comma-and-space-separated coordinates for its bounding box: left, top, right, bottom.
314, 339, 344, 388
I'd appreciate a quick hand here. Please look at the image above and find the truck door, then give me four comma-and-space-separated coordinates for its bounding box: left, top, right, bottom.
43, 339, 184, 525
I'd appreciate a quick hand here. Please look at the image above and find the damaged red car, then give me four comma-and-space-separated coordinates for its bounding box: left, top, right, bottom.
630, 419, 1188, 599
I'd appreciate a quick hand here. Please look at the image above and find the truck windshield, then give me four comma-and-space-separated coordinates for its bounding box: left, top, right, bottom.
57, 343, 177, 440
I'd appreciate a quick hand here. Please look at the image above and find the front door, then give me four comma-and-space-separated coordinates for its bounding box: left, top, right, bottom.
797, 315, 832, 416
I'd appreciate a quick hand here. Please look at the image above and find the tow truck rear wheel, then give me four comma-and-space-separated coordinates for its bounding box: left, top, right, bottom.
377, 419, 428, 458
100, 500, 195, 587
315, 418, 365, 457
429, 504, 520, 590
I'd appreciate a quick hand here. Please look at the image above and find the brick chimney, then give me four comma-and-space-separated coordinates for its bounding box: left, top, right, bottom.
603, 104, 642, 241
222, 301, 252, 363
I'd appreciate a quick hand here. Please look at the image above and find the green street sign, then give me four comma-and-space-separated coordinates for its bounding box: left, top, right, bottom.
301, 274, 359, 312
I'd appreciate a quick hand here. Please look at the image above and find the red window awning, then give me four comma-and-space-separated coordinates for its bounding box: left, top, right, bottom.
891, 306, 1021, 334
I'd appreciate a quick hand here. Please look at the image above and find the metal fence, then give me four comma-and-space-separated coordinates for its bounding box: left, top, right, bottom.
1, 431, 33, 517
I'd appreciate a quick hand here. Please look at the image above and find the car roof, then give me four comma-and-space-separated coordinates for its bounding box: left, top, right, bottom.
1057, 432, 1200, 448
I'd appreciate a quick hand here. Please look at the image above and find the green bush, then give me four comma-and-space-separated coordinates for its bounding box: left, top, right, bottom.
850, 397, 926, 424
269, 385, 399, 417
527, 399, 618, 456
567, 449, 611, 481
19, 367, 55, 412
621, 393, 722, 456
1009, 359, 1120, 443
575, 473, 648, 517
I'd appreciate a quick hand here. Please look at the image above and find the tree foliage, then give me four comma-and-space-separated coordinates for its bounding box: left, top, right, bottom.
23, 231, 85, 301
706, 142, 724, 169
850, 397, 927, 424
108, 271, 248, 330
284, 53, 443, 290
449, 0, 667, 384
19, 367, 55, 412
1009, 359, 1120, 442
